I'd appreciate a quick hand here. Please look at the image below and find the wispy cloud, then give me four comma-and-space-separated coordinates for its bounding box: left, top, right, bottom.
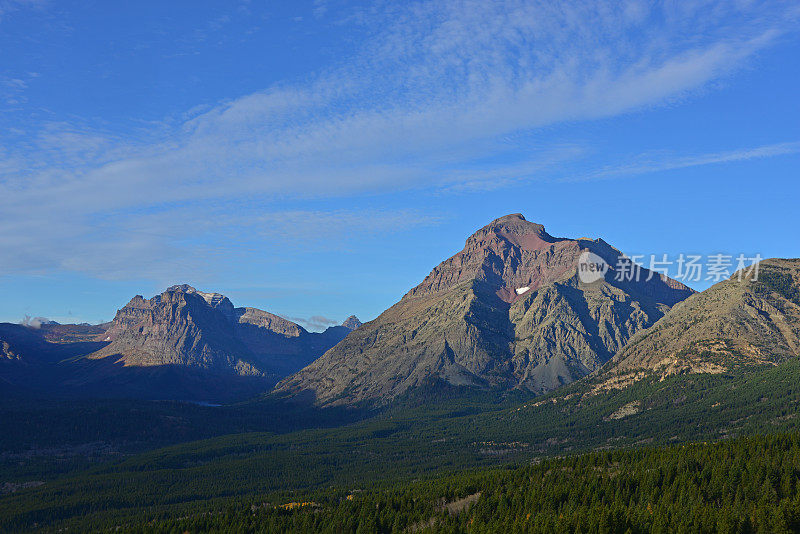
1, 1, 797, 279
435, 145, 588, 194
283, 314, 339, 332
20, 315, 53, 328
571, 141, 800, 182
0, 0, 47, 21
1, 74, 34, 106
249, 209, 443, 245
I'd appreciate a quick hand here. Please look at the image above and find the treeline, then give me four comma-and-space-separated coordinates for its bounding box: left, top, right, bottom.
120, 433, 800, 534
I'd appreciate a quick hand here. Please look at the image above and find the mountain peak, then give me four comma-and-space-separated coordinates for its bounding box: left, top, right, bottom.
468, 213, 552, 247
164, 284, 234, 317
342, 315, 362, 330
494, 213, 526, 223
482, 213, 545, 233
167, 284, 197, 293
88, 284, 358, 395
278, 215, 695, 407
405, 213, 561, 300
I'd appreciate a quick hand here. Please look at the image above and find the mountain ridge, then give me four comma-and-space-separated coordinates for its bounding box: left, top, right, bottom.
598, 257, 800, 384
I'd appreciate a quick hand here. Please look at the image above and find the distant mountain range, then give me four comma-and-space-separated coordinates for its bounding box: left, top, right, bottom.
3, 214, 798, 410
0, 285, 359, 401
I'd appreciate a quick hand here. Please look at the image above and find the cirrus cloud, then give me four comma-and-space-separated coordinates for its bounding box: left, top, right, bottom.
1, 0, 798, 279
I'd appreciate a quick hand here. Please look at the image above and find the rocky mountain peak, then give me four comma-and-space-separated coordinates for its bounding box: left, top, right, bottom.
405, 214, 579, 302
465, 213, 553, 249
85, 284, 357, 390
342, 315, 362, 330
166, 284, 197, 293
496, 213, 525, 221
164, 284, 236, 322
235, 307, 304, 337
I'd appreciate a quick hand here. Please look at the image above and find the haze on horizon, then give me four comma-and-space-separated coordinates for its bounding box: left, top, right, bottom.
1, 0, 798, 329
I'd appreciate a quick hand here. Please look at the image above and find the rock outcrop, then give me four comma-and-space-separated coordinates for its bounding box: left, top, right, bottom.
89, 287, 262, 375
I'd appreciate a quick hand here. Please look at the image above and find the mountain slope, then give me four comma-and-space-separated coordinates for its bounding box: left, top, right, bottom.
602, 258, 800, 380
277, 214, 693, 407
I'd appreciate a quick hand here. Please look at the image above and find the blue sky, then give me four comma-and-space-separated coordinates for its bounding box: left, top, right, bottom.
1, 1, 799, 330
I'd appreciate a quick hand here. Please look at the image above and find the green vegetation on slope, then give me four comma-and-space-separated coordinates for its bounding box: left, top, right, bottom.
45, 434, 800, 533
758, 267, 800, 307
4, 357, 800, 531
0, 395, 364, 483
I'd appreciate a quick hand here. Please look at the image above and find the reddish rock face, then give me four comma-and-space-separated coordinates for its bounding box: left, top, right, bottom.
405, 214, 565, 301
406, 213, 688, 305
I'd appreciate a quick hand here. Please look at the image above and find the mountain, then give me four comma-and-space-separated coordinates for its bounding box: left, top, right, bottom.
0, 286, 360, 401
91, 284, 361, 377
89, 286, 261, 377
341, 315, 363, 330
276, 214, 694, 407
1, 323, 51, 363
600, 258, 800, 382
0, 322, 107, 365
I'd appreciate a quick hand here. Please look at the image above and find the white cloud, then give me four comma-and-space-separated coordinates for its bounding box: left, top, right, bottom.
2, 78, 26, 89
572, 141, 800, 182
20, 315, 53, 328
0, 204, 440, 281
283, 314, 339, 331
0, 1, 797, 278
0, 0, 47, 20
